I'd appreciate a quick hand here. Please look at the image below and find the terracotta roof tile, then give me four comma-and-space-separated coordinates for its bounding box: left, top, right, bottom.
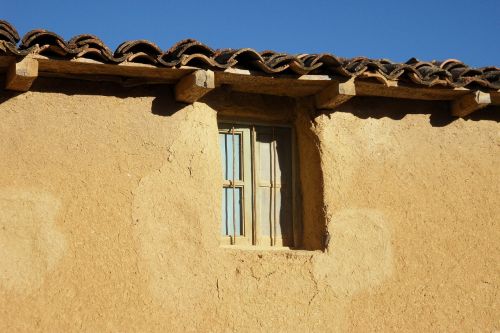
1, 20, 498, 90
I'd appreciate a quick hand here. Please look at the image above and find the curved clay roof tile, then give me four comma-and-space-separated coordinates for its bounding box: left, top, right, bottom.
67, 34, 117, 62
343, 57, 372, 75
68, 34, 111, 51
264, 53, 296, 68
217, 48, 263, 65
21, 30, 65, 49
115, 40, 162, 57
251, 59, 290, 74
158, 39, 215, 66
178, 53, 226, 68
309, 54, 344, 67
436, 59, 465, 70
0, 20, 497, 90
166, 39, 214, 57
0, 20, 20, 43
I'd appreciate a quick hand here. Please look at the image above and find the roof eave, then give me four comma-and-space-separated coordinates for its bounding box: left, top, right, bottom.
1, 55, 499, 118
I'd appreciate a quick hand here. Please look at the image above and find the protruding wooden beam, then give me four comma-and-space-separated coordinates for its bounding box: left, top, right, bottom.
6, 57, 39, 91
490, 92, 500, 106
175, 70, 215, 103
451, 91, 491, 117
315, 78, 356, 109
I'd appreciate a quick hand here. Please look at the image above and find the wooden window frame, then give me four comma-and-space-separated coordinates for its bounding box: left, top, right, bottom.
219, 121, 301, 248
219, 125, 253, 246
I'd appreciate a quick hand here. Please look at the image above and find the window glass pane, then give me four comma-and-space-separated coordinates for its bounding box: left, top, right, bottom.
256, 127, 293, 246
258, 186, 292, 243
221, 187, 243, 236
275, 128, 292, 184
277, 186, 292, 241
219, 133, 241, 181
257, 133, 272, 183
258, 187, 272, 237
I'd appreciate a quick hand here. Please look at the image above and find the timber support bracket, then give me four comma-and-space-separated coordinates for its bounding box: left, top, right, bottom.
6, 56, 39, 92
451, 91, 491, 117
175, 69, 215, 103
314, 78, 356, 110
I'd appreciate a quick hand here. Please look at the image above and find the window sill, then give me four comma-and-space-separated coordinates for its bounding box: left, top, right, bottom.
219, 244, 318, 255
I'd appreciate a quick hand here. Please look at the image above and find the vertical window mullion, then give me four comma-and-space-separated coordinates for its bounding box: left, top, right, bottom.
231, 126, 236, 245
291, 128, 297, 248
251, 126, 257, 245
272, 127, 277, 247
241, 127, 252, 245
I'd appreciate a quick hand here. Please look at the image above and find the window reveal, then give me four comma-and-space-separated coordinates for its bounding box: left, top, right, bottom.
219, 123, 296, 247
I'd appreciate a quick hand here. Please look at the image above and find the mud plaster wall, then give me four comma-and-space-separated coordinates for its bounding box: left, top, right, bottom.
0, 80, 498, 332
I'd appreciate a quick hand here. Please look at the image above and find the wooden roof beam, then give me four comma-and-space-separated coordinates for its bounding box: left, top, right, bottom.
451, 91, 491, 117
1, 57, 496, 105
490, 91, 500, 105
175, 69, 215, 103
315, 78, 356, 109
6, 57, 38, 92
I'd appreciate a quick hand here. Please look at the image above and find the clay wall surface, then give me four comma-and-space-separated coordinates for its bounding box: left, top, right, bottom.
0, 79, 498, 332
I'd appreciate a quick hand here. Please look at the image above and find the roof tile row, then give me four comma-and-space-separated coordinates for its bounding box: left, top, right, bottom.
1, 20, 498, 90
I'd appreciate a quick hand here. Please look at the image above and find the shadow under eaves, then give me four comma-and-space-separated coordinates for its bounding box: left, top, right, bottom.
0, 77, 186, 117
315, 96, 499, 127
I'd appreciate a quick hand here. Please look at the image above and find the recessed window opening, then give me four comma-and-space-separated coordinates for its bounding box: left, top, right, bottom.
219, 122, 299, 248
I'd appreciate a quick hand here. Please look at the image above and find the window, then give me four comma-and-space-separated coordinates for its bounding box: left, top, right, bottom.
219, 123, 299, 248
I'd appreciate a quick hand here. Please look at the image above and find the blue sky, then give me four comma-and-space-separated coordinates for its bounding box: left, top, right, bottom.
2, 0, 499, 67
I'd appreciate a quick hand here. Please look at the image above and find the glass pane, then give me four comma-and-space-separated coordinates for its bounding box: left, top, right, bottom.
256, 126, 293, 245
275, 128, 292, 184
219, 133, 241, 181
257, 129, 291, 185
258, 187, 272, 237
221, 187, 243, 236
277, 186, 292, 240
258, 133, 272, 183
258, 187, 292, 241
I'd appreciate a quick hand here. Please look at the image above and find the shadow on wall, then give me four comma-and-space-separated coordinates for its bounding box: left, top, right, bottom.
0, 89, 22, 104
316, 96, 500, 127
2, 77, 497, 127
0, 77, 187, 116
151, 90, 186, 117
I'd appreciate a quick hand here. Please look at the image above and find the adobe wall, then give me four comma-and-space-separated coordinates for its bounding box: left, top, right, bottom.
0, 79, 498, 332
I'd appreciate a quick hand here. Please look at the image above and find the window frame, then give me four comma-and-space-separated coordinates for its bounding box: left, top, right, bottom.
218, 120, 301, 248
219, 124, 253, 246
